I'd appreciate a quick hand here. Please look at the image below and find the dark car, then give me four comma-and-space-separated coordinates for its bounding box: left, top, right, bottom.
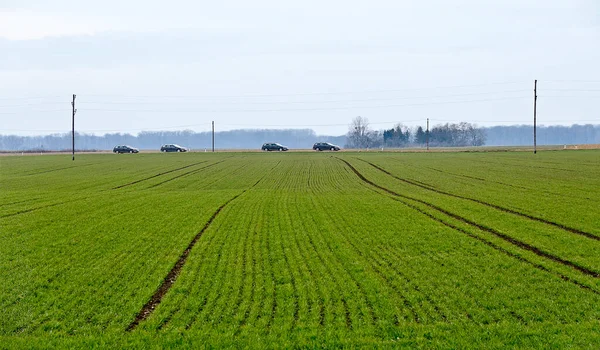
160, 144, 189, 152
113, 145, 139, 154
261, 143, 288, 151
313, 142, 341, 151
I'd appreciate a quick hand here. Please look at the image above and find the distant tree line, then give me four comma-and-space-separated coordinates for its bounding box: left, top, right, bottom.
485, 124, 600, 146
1, 123, 599, 151
345, 117, 486, 148
0, 129, 345, 151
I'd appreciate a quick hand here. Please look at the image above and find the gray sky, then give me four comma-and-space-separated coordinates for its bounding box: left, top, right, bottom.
1, 0, 599, 136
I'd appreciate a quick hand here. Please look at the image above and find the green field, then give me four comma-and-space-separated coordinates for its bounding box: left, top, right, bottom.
1, 151, 600, 348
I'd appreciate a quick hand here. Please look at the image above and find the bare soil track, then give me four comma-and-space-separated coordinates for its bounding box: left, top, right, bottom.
337, 158, 600, 289
23, 163, 96, 176
359, 158, 600, 242
112, 161, 209, 190
146, 160, 227, 189
126, 175, 267, 331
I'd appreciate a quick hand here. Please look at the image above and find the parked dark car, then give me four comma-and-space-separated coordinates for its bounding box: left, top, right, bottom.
313, 142, 341, 151
261, 143, 288, 151
160, 144, 189, 152
113, 145, 139, 154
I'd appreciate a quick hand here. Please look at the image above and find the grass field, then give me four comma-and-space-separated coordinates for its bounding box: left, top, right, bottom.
1, 150, 599, 348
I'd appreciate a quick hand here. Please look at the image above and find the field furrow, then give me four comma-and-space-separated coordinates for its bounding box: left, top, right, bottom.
2, 151, 600, 348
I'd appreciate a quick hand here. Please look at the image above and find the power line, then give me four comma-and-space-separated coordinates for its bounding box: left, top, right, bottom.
77, 96, 530, 113
0, 102, 69, 108
0, 109, 69, 115
542, 89, 600, 92
75, 89, 530, 106
540, 80, 600, 83
82, 81, 526, 99
0, 95, 62, 101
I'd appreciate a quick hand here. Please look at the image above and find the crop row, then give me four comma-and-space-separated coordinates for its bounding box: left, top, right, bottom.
133, 154, 600, 340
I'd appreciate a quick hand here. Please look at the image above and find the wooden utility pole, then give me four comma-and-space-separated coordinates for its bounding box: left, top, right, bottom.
426, 118, 429, 151
72, 94, 77, 160
533, 80, 537, 154
212, 121, 215, 152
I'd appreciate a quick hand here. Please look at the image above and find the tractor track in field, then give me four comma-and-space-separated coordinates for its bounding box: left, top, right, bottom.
360, 180, 600, 296
183, 221, 237, 331
338, 158, 600, 281
129, 163, 277, 332
112, 161, 209, 189
158, 197, 240, 331
359, 159, 600, 242
423, 165, 589, 200
470, 159, 578, 173
146, 160, 226, 189
0, 197, 90, 219
126, 177, 265, 332
0, 203, 61, 218
22, 163, 96, 176
0, 197, 41, 208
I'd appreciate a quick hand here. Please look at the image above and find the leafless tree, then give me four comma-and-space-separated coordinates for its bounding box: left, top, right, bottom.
347, 116, 371, 148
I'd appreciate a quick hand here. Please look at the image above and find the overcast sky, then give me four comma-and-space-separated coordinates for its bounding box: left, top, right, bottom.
1, 0, 599, 136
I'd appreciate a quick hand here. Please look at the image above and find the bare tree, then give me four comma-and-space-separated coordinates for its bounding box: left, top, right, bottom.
347, 116, 371, 148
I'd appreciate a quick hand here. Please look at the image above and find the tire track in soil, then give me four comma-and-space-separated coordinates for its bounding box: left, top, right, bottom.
0, 196, 90, 219
112, 161, 209, 190
386, 192, 600, 296
360, 159, 600, 242
347, 175, 600, 299
160, 162, 267, 330
182, 228, 234, 331
319, 186, 445, 323
423, 165, 589, 200
338, 158, 600, 280
0, 198, 41, 208
184, 162, 281, 332
0, 203, 62, 219
126, 176, 265, 332
157, 201, 238, 331
182, 176, 275, 331
22, 163, 96, 176
146, 160, 227, 189
468, 159, 578, 173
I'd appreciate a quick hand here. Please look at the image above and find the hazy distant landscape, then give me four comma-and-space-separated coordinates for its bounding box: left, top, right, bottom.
1, 124, 599, 151
3, 0, 600, 348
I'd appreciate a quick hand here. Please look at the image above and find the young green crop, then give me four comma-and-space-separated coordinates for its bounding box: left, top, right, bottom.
1, 151, 600, 348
